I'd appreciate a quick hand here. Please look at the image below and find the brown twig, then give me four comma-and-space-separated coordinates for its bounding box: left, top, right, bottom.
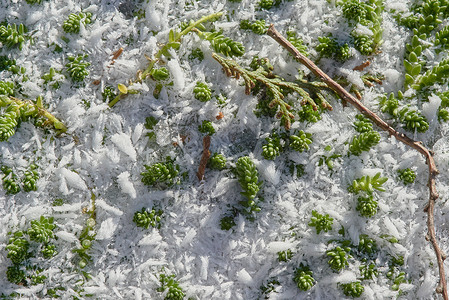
353, 60, 371, 71
267, 24, 448, 299
197, 135, 211, 181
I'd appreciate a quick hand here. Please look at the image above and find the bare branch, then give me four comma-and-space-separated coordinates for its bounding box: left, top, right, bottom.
267, 24, 447, 299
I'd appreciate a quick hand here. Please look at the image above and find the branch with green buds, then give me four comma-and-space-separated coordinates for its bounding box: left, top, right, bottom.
0, 95, 67, 141
109, 12, 224, 107
212, 53, 332, 129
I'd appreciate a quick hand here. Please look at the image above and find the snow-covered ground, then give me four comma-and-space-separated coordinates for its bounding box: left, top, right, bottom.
1, 0, 449, 299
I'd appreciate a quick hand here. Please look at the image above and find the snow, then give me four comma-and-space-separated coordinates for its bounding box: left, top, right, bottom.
0, 0, 448, 299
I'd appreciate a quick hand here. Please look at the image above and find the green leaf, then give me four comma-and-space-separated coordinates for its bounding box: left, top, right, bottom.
117, 83, 128, 94
169, 29, 175, 42
408, 51, 418, 63
411, 64, 422, 76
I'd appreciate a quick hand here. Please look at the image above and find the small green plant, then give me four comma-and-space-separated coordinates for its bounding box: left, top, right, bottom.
398, 168, 416, 184
6, 231, 29, 264
157, 274, 185, 300
23, 163, 39, 192
198, 120, 215, 135
1, 166, 21, 194
208, 153, 227, 170
348, 172, 388, 194
189, 48, 204, 61
0, 81, 14, 96
6, 265, 26, 284
356, 195, 378, 217
63, 12, 92, 34
235, 156, 262, 214
235, 156, 260, 199
359, 262, 378, 280
141, 157, 180, 187
0, 23, 27, 49
308, 210, 333, 234
25, 0, 43, 4
102, 86, 117, 102
289, 130, 312, 152
220, 215, 236, 230
327, 246, 351, 272
27, 216, 56, 244
286, 31, 308, 56
353, 114, 373, 133
0, 56, 16, 72
193, 81, 212, 102
65, 54, 90, 82
150, 67, 170, 81
198, 31, 245, 57
241, 19, 268, 35
277, 249, 293, 262
258, 0, 275, 9
316, 36, 339, 58
41, 243, 57, 259
378, 92, 429, 132
340, 281, 364, 298
298, 104, 323, 123
293, 264, 315, 291
133, 207, 163, 229
262, 134, 282, 160
357, 234, 377, 255
260, 278, 280, 297
349, 130, 380, 155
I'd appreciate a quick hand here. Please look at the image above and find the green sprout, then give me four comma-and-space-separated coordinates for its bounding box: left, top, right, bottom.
150, 67, 170, 81
65, 54, 90, 82
6, 232, 29, 264
262, 134, 282, 160
157, 274, 186, 300
316, 36, 339, 58
193, 81, 212, 102
0, 23, 27, 49
340, 281, 364, 298
6, 265, 26, 284
327, 246, 351, 272
348, 172, 388, 194
308, 210, 333, 234
41, 243, 57, 259
398, 168, 416, 184
357, 234, 377, 255
27, 216, 56, 244
23, 163, 39, 192
349, 131, 381, 155
198, 120, 215, 135
0, 81, 14, 96
133, 207, 163, 229
359, 263, 378, 280
208, 153, 227, 170
235, 156, 261, 200
220, 215, 236, 230
289, 130, 312, 152
102, 86, 117, 103
141, 157, 180, 187
235, 156, 262, 214
356, 196, 378, 217
1, 166, 21, 194
293, 264, 315, 291
63, 12, 92, 34
277, 249, 293, 262
286, 31, 309, 56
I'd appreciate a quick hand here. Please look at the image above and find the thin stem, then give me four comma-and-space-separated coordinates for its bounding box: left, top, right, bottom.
267, 24, 447, 299
109, 12, 223, 108
9, 96, 67, 133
